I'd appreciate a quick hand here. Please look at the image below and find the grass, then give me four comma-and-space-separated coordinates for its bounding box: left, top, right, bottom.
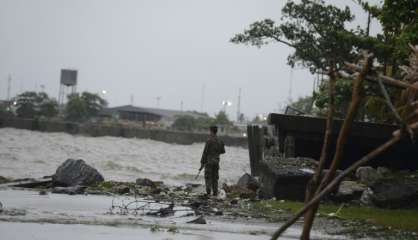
256, 200, 418, 232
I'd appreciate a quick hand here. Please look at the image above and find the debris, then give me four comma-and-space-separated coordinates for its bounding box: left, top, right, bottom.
187, 215, 206, 224
167, 226, 179, 233
52, 185, 86, 195
146, 203, 175, 217
149, 224, 161, 232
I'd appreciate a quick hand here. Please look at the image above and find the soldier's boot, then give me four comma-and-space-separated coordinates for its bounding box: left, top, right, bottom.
212, 180, 218, 196
205, 176, 211, 195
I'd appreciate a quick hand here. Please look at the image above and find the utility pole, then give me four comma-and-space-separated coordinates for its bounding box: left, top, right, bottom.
130, 94, 134, 105
156, 96, 161, 107
237, 88, 241, 122
180, 100, 184, 111
7, 74, 11, 101
200, 84, 205, 112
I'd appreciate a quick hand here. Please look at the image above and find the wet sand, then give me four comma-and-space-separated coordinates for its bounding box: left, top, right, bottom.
0, 189, 344, 240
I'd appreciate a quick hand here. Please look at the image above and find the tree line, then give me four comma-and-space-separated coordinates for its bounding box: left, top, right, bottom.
1, 91, 107, 122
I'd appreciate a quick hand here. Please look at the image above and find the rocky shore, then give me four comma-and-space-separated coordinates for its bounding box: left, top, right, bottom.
1, 158, 418, 239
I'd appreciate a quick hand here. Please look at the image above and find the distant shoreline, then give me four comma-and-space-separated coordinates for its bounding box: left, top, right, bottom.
0, 116, 248, 147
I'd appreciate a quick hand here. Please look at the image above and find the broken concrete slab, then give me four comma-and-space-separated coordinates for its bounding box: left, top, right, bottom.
258, 158, 314, 200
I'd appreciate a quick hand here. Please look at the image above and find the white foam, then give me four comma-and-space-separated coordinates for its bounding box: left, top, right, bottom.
0, 128, 250, 185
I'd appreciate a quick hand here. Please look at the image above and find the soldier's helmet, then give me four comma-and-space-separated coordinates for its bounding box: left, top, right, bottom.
209, 125, 218, 134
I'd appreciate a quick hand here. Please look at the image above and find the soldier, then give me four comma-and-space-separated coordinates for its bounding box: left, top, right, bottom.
200, 125, 225, 196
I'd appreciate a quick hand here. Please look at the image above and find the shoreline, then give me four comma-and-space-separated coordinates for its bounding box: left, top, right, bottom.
0, 117, 248, 147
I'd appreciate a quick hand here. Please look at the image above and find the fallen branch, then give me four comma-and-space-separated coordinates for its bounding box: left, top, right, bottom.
301, 55, 372, 240
344, 63, 418, 91
301, 68, 337, 239
271, 120, 418, 240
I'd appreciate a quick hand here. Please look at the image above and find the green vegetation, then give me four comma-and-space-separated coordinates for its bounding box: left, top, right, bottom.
13, 91, 59, 119
65, 92, 107, 122
256, 200, 418, 232
172, 110, 233, 132
150, 224, 162, 232
232, 0, 418, 123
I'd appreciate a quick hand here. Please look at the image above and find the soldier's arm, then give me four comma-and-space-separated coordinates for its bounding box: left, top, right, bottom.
200, 141, 209, 169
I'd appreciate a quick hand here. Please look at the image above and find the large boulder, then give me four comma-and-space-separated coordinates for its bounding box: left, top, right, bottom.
53, 159, 104, 187
355, 166, 382, 186
335, 181, 366, 201
0, 176, 10, 185
237, 173, 260, 192
361, 177, 418, 208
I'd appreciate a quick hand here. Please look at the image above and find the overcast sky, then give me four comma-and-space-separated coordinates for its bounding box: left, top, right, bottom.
0, 0, 381, 119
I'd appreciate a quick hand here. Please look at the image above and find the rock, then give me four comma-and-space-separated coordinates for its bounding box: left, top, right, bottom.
223, 183, 256, 199
53, 159, 104, 187
151, 187, 162, 195
111, 185, 130, 194
355, 166, 382, 186
0, 176, 10, 184
360, 188, 373, 206
52, 185, 86, 195
335, 181, 366, 201
136, 178, 156, 187
364, 177, 418, 208
214, 210, 223, 216
237, 173, 260, 192
39, 190, 48, 195
187, 215, 206, 224
258, 159, 314, 200
376, 167, 391, 177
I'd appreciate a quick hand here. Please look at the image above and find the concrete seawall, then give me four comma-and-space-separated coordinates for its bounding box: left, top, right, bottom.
0, 117, 248, 147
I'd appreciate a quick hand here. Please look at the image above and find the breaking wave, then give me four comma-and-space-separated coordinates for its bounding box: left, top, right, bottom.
0, 128, 250, 185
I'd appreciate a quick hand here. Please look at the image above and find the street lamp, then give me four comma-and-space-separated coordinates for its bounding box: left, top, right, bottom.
221, 100, 232, 112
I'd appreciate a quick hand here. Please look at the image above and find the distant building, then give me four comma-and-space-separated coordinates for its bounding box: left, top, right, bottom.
0, 100, 10, 110
100, 105, 207, 127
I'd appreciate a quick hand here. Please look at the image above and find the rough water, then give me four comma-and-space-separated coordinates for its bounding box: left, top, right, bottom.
0, 128, 250, 185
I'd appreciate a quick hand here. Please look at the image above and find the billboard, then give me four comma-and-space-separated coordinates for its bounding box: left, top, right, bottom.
60, 69, 77, 86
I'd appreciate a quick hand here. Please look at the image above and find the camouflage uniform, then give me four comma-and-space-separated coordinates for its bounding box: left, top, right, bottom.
200, 136, 225, 195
